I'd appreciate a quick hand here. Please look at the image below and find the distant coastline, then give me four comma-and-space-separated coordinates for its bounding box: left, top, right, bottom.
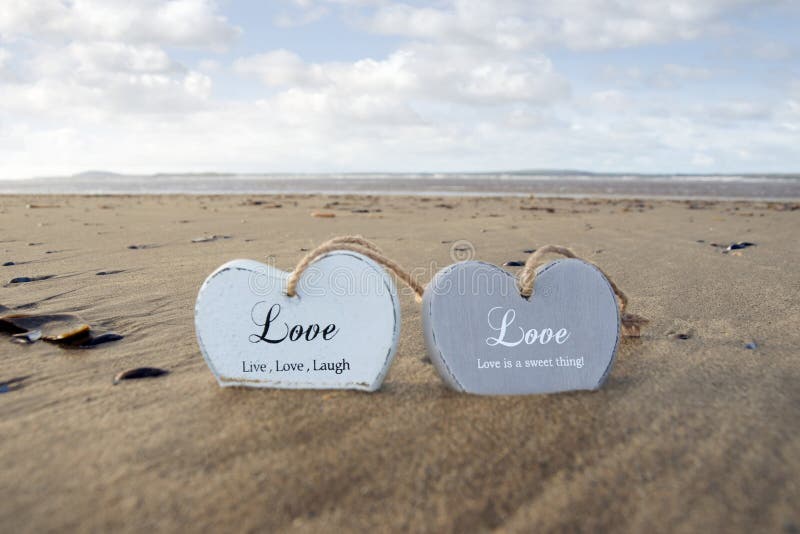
1, 171, 799, 200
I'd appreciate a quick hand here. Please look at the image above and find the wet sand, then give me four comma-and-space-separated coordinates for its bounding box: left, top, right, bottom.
1, 194, 799, 533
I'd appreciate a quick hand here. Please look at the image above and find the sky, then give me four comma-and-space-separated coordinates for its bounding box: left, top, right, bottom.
0, 0, 799, 178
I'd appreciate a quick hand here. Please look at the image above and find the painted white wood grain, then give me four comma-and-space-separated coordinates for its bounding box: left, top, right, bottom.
195, 251, 401, 391
422, 259, 620, 395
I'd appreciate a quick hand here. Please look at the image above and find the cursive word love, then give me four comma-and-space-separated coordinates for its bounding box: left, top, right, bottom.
249, 302, 339, 344
485, 306, 571, 347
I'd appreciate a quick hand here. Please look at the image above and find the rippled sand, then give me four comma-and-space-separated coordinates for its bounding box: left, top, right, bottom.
1, 194, 798, 532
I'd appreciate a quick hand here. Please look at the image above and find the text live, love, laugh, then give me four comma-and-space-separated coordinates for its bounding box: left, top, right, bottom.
246, 302, 350, 375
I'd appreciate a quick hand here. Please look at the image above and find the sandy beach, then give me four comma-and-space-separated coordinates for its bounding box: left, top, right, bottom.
1, 194, 798, 533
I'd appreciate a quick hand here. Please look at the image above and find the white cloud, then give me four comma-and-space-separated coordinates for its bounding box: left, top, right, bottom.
234, 49, 325, 87
0, 0, 240, 49
362, 0, 772, 51
1, 41, 211, 115
600, 63, 715, 89
235, 44, 569, 105
700, 100, 774, 122
0, 0, 797, 178
0, 1, 231, 117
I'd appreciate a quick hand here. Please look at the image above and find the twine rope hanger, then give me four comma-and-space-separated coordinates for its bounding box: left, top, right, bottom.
285, 236, 647, 336
285, 236, 426, 302
518, 245, 648, 336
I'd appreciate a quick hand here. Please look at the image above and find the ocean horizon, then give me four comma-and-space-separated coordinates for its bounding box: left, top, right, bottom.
2, 171, 799, 200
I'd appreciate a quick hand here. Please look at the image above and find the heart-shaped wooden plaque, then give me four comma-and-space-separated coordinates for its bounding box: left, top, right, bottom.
422, 259, 620, 395
195, 251, 400, 391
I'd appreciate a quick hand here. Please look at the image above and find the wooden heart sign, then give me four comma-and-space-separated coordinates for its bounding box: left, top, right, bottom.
195, 250, 400, 391
422, 259, 620, 395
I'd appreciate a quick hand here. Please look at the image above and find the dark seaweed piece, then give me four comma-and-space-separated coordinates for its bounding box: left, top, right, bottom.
520, 206, 555, 213
2, 261, 14, 266
0, 375, 30, 394
242, 199, 281, 208
522, 249, 536, 254
96, 270, 125, 276
504, 260, 525, 267
113, 367, 168, 384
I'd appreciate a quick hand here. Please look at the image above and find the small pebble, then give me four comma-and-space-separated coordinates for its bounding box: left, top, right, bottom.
523, 248, 536, 254
113, 367, 169, 384
191, 235, 231, 243
2, 261, 14, 266
667, 331, 692, 340
726, 241, 756, 252
8, 275, 53, 284
504, 260, 525, 267
77, 332, 124, 347
744, 341, 758, 350
0, 376, 30, 393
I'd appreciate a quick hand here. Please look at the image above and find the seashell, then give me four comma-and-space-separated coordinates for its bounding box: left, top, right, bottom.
0, 313, 90, 342
191, 235, 231, 243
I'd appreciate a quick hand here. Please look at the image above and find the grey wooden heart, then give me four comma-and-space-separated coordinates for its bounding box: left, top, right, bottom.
422, 259, 620, 395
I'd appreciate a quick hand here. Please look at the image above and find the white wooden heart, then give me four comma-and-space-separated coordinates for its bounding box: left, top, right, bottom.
422, 259, 620, 395
195, 250, 400, 391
